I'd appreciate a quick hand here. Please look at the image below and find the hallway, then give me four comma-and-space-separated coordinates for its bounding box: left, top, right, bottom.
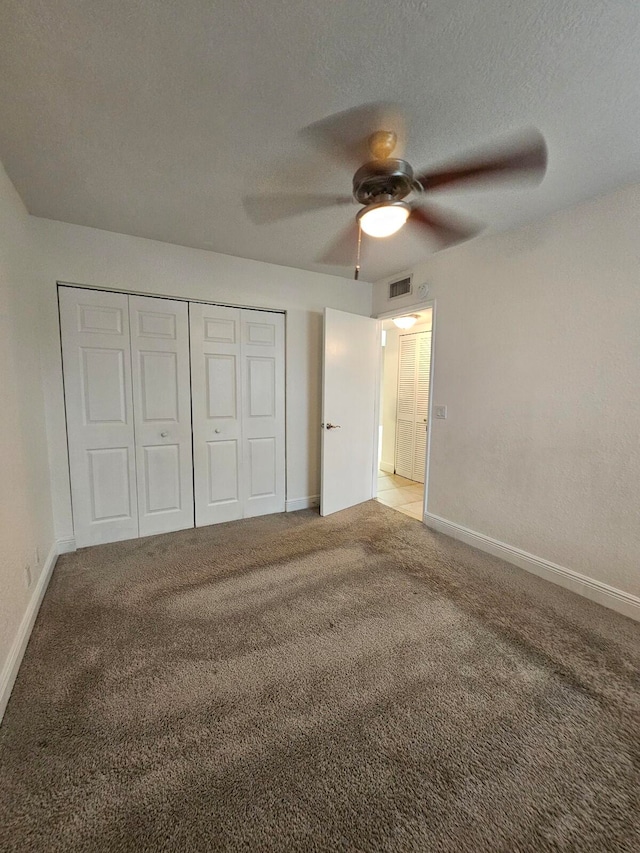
375, 470, 424, 520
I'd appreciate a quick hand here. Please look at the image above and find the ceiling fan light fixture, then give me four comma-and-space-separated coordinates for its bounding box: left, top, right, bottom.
393, 314, 420, 330
357, 201, 410, 238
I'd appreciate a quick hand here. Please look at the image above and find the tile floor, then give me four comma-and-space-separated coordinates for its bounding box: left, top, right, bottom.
376, 470, 424, 520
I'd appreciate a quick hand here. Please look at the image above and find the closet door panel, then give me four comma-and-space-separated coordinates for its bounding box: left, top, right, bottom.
206, 354, 238, 418
129, 295, 194, 536
395, 335, 417, 479
87, 448, 132, 520
395, 330, 431, 482
241, 310, 285, 517
143, 444, 181, 512
59, 287, 138, 547
247, 437, 277, 498
413, 331, 431, 484
394, 419, 414, 481
207, 440, 240, 505
191, 304, 243, 525
413, 425, 427, 485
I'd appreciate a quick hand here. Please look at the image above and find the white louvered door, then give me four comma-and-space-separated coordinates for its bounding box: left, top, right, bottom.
59, 287, 139, 547
394, 330, 432, 483
395, 335, 417, 480
129, 295, 194, 537
413, 331, 432, 483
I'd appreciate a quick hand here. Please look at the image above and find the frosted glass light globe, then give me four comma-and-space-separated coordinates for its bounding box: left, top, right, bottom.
358, 203, 410, 238
393, 315, 419, 330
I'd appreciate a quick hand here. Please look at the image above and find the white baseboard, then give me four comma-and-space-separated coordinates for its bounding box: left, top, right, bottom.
379, 461, 395, 474
286, 495, 320, 512
424, 513, 640, 623
0, 539, 62, 724
56, 537, 76, 554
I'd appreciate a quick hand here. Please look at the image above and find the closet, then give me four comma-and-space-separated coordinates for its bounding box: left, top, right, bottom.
59, 286, 285, 548
395, 330, 431, 483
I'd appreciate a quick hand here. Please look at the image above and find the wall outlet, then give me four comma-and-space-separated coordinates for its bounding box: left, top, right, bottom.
24, 564, 32, 588
434, 405, 447, 419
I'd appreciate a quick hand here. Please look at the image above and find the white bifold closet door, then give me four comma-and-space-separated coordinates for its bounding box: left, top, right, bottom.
60, 287, 139, 547
128, 295, 194, 537
60, 287, 194, 547
190, 304, 285, 526
395, 330, 432, 483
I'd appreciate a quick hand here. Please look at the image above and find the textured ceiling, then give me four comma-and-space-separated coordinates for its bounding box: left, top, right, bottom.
2, 1, 640, 281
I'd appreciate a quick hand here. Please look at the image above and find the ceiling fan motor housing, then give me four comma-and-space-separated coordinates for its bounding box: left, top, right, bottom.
352, 159, 419, 205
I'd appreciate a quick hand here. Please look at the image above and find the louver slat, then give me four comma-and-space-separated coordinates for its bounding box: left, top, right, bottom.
416, 333, 431, 422
414, 419, 427, 484
395, 419, 414, 480
397, 337, 417, 419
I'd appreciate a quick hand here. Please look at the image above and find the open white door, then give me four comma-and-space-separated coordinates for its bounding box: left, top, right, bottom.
321, 308, 380, 516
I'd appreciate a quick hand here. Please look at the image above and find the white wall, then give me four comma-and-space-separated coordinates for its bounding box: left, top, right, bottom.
31, 218, 372, 540
0, 164, 55, 716
374, 184, 640, 600
380, 316, 432, 474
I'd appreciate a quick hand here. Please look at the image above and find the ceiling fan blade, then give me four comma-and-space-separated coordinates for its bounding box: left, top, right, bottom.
416, 129, 547, 192
409, 203, 483, 246
243, 193, 353, 225
316, 221, 360, 266
300, 102, 407, 167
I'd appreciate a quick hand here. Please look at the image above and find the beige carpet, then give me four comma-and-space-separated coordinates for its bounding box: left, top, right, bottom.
1, 501, 639, 852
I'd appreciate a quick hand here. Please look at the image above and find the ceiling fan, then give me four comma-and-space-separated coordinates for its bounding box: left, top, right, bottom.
244, 104, 547, 279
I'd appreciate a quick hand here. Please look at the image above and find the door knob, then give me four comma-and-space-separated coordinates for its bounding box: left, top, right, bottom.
325, 422, 341, 430
160, 431, 168, 438
214, 428, 221, 434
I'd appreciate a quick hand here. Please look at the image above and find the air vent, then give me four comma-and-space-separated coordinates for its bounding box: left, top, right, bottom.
388, 276, 412, 299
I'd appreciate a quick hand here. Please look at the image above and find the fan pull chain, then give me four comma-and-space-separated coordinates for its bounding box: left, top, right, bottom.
354, 222, 362, 280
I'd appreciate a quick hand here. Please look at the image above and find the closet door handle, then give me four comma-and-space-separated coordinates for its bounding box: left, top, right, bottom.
214, 428, 221, 434
160, 431, 168, 438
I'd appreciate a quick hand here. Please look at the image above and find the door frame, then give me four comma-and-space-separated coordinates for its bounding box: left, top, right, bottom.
374, 298, 436, 521
56, 280, 287, 315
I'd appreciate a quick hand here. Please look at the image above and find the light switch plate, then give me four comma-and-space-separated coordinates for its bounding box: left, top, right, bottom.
434, 405, 447, 419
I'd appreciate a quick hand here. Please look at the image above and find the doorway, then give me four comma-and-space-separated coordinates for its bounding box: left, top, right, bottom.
376, 308, 433, 520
